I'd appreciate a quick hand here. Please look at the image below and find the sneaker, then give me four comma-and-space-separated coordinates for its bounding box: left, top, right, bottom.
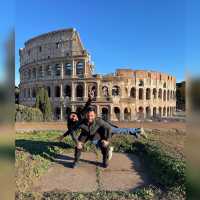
140, 128, 147, 138
73, 161, 80, 168
108, 146, 113, 161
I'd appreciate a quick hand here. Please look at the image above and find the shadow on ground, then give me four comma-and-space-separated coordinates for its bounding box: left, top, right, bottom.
16, 139, 102, 168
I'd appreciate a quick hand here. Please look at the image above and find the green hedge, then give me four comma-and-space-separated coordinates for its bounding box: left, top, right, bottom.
15, 104, 43, 122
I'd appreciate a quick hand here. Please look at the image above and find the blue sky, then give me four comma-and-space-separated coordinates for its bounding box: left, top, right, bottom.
1, 0, 199, 85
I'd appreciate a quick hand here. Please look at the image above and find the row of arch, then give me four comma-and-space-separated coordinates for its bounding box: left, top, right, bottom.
53, 105, 176, 121
21, 61, 85, 80
21, 84, 176, 101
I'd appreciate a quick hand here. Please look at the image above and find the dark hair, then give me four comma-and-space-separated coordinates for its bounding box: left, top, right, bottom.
87, 106, 96, 113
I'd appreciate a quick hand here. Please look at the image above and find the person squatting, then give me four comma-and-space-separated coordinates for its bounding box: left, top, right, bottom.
58, 91, 146, 168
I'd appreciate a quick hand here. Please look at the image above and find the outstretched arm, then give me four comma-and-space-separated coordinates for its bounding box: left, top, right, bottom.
80, 90, 94, 117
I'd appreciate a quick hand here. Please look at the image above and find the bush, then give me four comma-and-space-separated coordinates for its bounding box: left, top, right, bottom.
15, 104, 43, 122
35, 88, 52, 121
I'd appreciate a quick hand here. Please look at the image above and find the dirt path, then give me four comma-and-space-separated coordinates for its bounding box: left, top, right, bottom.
31, 152, 148, 192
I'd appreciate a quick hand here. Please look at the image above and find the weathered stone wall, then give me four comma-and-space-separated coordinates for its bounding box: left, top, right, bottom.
19, 29, 176, 121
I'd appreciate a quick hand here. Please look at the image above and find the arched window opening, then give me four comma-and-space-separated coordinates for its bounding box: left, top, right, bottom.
102, 107, 109, 121
76, 85, 84, 98
102, 86, 109, 97
146, 88, 151, 100
139, 80, 144, 86
65, 63, 72, 76
124, 108, 131, 121
32, 88, 36, 98
153, 88, 157, 99
64, 85, 71, 97
114, 107, 120, 121
146, 107, 151, 118
153, 107, 157, 118
139, 88, 143, 100
130, 87, 136, 98
54, 107, 61, 120
46, 65, 51, 76
158, 89, 162, 99
163, 90, 166, 101
112, 86, 120, 96
76, 62, 84, 76
55, 64, 61, 76
55, 86, 60, 97
32, 68, 36, 79
163, 107, 166, 116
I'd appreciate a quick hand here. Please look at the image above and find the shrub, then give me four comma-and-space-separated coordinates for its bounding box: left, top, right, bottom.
15, 104, 43, 122
35, 87, 52, 121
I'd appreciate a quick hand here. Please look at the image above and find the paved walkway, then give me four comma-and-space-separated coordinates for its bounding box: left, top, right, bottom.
32, 152, 149, 192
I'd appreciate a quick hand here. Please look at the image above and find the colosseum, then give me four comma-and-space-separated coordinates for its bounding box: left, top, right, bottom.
19, 28, 176, 121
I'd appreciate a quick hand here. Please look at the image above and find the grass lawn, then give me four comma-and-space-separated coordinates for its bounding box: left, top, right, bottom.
16, 129, 186, 200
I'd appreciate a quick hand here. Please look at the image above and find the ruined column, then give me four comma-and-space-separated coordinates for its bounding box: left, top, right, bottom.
71, 82, 75, 101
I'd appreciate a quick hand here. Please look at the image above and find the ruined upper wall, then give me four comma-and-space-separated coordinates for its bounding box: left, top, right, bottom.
19, 28, 88, 66
115, 69, 176, 83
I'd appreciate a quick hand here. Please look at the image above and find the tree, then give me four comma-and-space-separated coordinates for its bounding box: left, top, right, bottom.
35, 87, 52, 121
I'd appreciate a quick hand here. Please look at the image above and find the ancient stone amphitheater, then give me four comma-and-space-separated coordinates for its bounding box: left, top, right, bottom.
19, 28, 176, 121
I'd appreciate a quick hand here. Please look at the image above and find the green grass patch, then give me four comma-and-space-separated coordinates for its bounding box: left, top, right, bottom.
16, 130, 186, 199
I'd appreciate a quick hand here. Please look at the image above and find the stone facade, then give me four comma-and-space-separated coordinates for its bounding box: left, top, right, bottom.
19, 28, 176, 121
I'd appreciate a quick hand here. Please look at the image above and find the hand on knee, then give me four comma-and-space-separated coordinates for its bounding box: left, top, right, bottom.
101, 140, 109, 147
76, 142, 83, 149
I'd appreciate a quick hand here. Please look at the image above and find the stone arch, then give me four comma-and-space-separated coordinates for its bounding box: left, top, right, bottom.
54, 64, 61, 76
153, 88, 157, 99
125, 87, 128, 96
153, 107, 157, 118
146, 88, 151, 100
139, 88, 143, 100
146, 106, 151, 118
112, 85, 120, 96
138, 106, 144, 113
124, 107, 131, 121
101, 107, 109, 120
167, 107, 170, 117
170, 90, 173, 99
65, 63, 72, 76
102, 86, 109, 97
138, 80, 144, 86
158, 107, 162, 117
158, 89, 162, 99
32, 68, 36, 79
65, 107, 71, 119
167, 90, 170, 101
32, 88, 36, 98
163, 90, 166, 101
76, 61, 84, 76
28, 69, 31, 79
55, 86, 60, 97
88, 83, 97, 97
163, 107, 166, 116
64, 85, 71, 97
114, 107, 120, 121
54, 107, 61, 120
76, 84, 84, 98
130, 87, 136, 98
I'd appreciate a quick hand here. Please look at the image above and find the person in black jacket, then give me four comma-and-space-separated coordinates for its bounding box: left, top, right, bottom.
57, 91, 94, 141
67, 107, 112, 168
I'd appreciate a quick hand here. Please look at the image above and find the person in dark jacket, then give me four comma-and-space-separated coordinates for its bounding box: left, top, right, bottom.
68, 107, 112, 168
57, 92, 93, 141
